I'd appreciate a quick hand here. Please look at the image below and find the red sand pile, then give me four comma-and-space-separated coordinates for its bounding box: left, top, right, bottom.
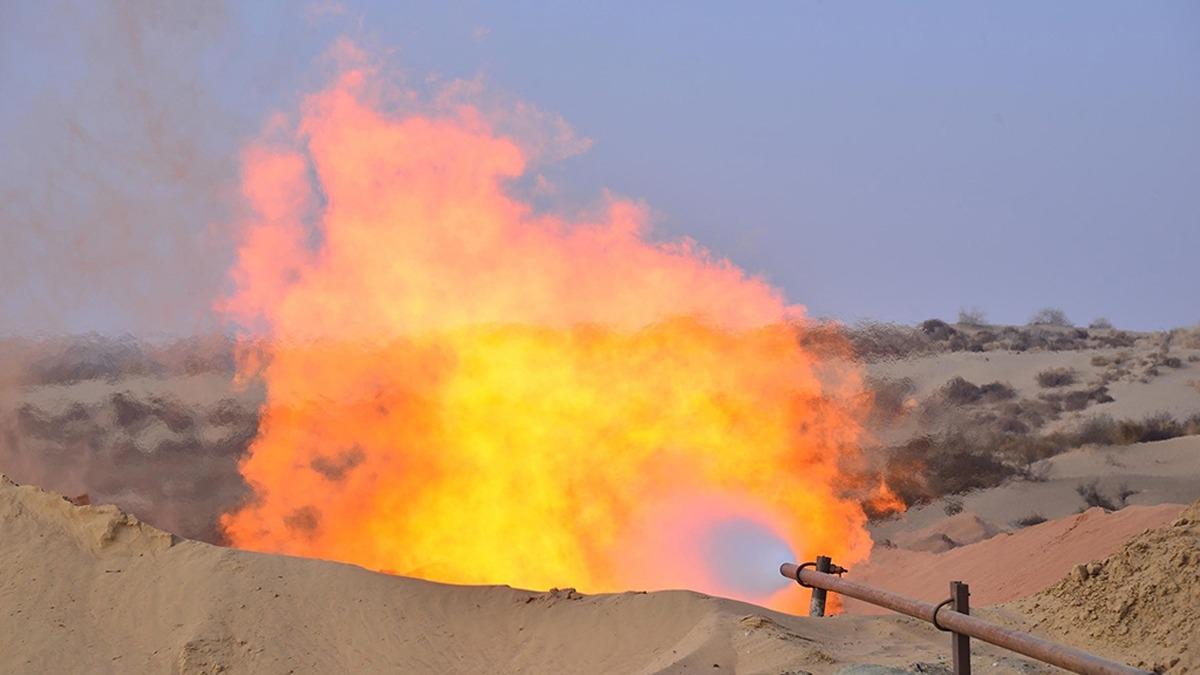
845, 503, 1185, 612
1015, 499, 1200, 673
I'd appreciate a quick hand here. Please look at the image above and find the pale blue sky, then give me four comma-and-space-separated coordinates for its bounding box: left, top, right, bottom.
1, 1, 1197, 333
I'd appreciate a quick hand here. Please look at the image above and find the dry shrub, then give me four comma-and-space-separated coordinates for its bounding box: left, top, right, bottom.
18, 334, 237, 386
1040, 385, 1112, 413
1089, 318, 1114, 330
883, 434, 1019, 504
1029, 307, 1073, 327
865, 376, 916, 422
1096, 331, 1136, 348
844, 321, 933, 361
939, 376, 985, 406
1172, 325, 1200, 349
1090, 355, 1110, 367
1036, 367, 1077, 388
795, 320, 854, 360
1076, 480, 1119, 511
920, 318, 957, 341
1074, 415, 1118, 446
958, 307, 988, 327
1012, 513, 1048, 528
1062, 411, 1200, 448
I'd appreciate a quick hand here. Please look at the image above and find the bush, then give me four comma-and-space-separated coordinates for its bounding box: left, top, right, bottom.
920, 319, 957, 341
1076, 480, 1119, 511
939, 376, 983, 405
1012, 513, 1047, 528
1174, 325, 1200, 349
1041, 385, 1112, 413
1030, 307, 1073, 327
1089, 318, 1114, 330
1132, 412, 1186, 443
979, 381, 1017, 402
1036, 367, 1077, 388
1068, 412, 1196, 446
884, 434, 1019, 503
958, 307, 988, 327
866, 376, 916, 421
943, 496, 964, 516
846, 321, 932, 361
1116, 482, 1137, 506
1073, 415, 1117, 446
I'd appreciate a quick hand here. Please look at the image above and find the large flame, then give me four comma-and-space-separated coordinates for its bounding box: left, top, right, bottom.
220, 54, 877, 609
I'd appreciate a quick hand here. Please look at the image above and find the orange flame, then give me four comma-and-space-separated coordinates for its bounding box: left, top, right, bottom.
220, 55, 876, 609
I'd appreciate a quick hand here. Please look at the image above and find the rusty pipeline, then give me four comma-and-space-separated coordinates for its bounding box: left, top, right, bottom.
779, 562, 1151, 675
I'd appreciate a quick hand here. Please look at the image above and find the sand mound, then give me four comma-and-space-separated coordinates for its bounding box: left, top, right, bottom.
0, 477, 174, 557
1015, 499, 1200, 673
846, 503, 1184, 613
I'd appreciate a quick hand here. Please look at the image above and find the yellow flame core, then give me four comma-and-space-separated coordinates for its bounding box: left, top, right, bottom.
220, 63, 874, 610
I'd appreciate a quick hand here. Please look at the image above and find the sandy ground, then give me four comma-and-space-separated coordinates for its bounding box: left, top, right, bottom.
1, 475, 1059, 675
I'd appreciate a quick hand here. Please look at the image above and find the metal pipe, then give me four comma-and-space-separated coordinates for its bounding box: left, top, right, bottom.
779, 563, 1151, 675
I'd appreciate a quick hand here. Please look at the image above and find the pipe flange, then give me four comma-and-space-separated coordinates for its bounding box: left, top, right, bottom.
931, 597, 955, 632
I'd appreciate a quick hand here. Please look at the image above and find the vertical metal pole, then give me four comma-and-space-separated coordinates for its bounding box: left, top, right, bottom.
950, 581, 971, 675
808, 556, 831, 617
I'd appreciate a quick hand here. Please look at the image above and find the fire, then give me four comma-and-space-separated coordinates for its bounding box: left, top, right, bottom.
219, 52, 877, 609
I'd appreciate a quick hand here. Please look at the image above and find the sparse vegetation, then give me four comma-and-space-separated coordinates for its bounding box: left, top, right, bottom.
1029, 307, 1072, 327
845, 321, 932, 360
939, 377, 985, 406
1076, 480, 1119, 511
943, 496, 964, 516
865, 376, 916, 423
1089, 318, 1113, 330
837, 319, 1139, 362
1116, 482, 1137, 506
878, 408, 1200, 509
1036, 367, 1077, 388
1173, 325, 1200, 349
920, 318, 957, 341
1012, 513, 1048, 528
958, 307, 988, 327
1039, 385, 1112, 412
1067, 412, 1200, 447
